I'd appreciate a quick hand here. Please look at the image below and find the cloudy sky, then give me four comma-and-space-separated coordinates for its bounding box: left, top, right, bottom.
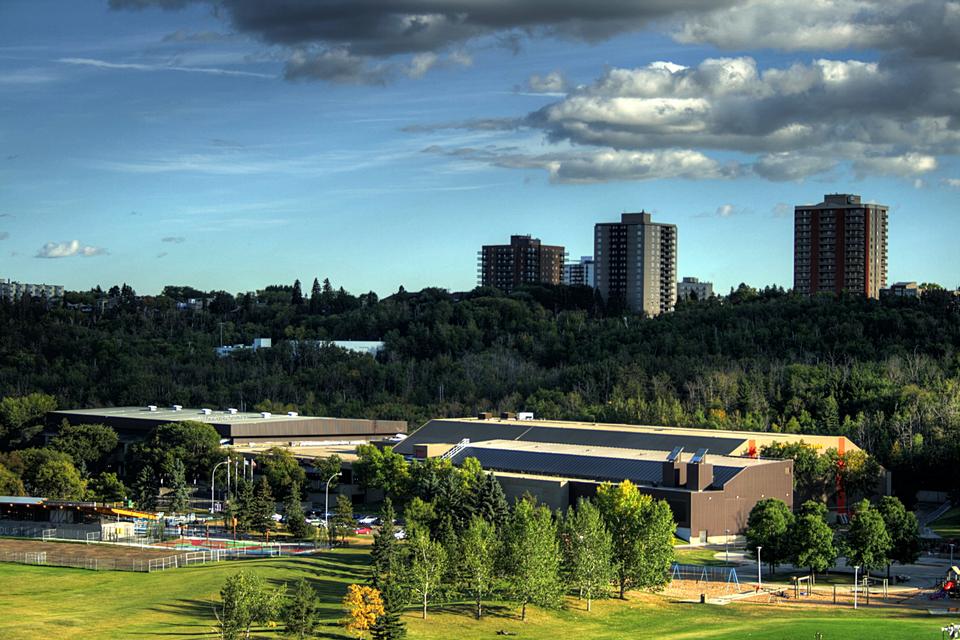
1, 0, 958, 295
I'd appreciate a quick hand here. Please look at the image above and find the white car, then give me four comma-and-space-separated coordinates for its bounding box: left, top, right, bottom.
271, 513, 284, 522
356, 515, 378, 525
393, 529, 406, 540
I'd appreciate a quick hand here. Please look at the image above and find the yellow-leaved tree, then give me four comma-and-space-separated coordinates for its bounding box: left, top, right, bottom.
342, 584, 384, 638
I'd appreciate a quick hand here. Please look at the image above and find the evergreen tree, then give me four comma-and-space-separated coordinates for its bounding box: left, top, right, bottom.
309, 278, 322, 314
370, 498, 398, 590
235, 477, 254, 531
134, 466, 158, 511
251, 477, 277, 535
284, 481, 310, 539
332, 493, 354, 546
370, 571, 407, 640
470, 473, 509, 529
291, 279, 304, 306
168, 457, 190, 513
283, 578, 319, 640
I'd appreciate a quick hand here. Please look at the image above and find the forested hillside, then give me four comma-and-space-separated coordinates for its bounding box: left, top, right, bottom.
1, 281, 958, 498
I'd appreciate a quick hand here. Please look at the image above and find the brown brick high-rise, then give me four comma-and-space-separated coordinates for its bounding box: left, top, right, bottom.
794, 194, 888, 298
478, 235, 565, 291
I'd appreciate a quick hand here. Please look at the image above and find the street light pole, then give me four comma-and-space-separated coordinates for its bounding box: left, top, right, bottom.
854, 565, 860, 609
324, 472, 341, 547
210, 459, 229, 514
950, 543, 955, 566
725, 529, 730, 565
757, 546, 763, 590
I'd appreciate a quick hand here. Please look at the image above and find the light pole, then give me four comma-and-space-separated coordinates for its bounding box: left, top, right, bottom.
210, 459, 230, 514
324, 472, 341, 547
950, 543, 955, 566
757, 546, 763, 590
725, 529, 730, 565
854, 565, 860, 609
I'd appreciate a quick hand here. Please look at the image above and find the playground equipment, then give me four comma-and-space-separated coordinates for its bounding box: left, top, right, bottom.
943, 623, 960, 639
931, 566, 960, 601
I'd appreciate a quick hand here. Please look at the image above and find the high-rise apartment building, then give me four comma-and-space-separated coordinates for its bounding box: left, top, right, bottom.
794, 194, 888, 298
478, 235, 565, 291
677, 277, 714, 302
594, 212, 677, 316
563, 256, 596, 288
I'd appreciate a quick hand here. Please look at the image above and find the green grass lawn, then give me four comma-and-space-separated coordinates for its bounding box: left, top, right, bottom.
674, 547, 734, 566
0, 548, 945, 639
931, 507, 960, 539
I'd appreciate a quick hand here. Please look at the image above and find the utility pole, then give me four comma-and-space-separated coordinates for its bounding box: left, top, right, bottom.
757, 546, 763, 590
854, 565, 860, 609
324, 472, 341, 547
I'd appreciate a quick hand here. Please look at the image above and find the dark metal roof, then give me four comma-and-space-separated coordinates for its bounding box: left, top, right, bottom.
449, 446, 742, 489
394, 419, 748, 456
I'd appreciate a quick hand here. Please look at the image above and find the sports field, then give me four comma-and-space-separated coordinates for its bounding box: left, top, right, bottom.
0, 543, 952, 639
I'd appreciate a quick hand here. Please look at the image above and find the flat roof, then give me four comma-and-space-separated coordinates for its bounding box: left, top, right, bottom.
448, 440, 766, 489
395, 417, 860, 456
53, 406, 317, 425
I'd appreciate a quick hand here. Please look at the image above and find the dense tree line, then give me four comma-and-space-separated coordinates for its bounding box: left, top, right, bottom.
1, 281, 959, 501
353, 448, 675, 635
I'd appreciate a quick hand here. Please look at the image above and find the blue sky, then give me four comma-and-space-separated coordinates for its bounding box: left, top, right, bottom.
1, 0, 958, 296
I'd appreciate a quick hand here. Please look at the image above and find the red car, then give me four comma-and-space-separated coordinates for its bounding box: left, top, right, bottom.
354, 526, 373, 535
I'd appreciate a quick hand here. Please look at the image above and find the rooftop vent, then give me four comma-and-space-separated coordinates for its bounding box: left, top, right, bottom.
146, 405, 157, 412
260, 411, 272, 419
518, 412, 534, 421
477, 412, 493, 420
200, 408, 212, 415
172, 405, 183, 411
227, 408, 238, 415
287, 411, 298, 417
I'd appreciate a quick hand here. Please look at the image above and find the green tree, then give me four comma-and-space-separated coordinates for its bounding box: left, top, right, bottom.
136, 421, 222, 482
0, 393, 57, 446
354, 444, 410, 499
309, 278, 322, 314
251, 477, 277, 535
595, 480, 676, 598
332, 493, 355, 546
564, 498, 614, 611
134, 466, 158, 511
469, 472, 509, 528
0, 462, 25, 496
371, 498, 398, 590
214, 570, 285, 640
314, 454, 342, 490
789, 501, 837, 576
283, 578, 319, 640
235, 477, 255, 531
404, 497, 436, 536
32, 459, 86, 499
502, 497, 563, 620
256, 448, 307, 501
284, 481, 311, 539
745, 498, 795, 574
407, 528, 448, 619
370, 571, 407, 640
90, 472, 128, 503
846, 499, 892, 577
168, 458, 191, 513
50, 422, 118, 475
877, 496, 921, 571
459, 515, 499, 619
291, 279, 304, 306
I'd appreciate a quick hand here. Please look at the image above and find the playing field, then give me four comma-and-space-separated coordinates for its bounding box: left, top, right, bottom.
0, 547, 952, 639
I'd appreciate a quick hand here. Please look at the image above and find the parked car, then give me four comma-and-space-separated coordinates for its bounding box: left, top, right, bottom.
271, 513, 284, 522
393, 528, 406, 540
354, 526, 373, 535
356, 515, 378, 525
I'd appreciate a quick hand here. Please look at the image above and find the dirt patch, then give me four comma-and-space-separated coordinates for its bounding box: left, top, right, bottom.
0, 537, 192, 571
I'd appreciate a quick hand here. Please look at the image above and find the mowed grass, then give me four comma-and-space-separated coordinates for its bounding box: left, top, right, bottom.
931, 507, 960, 539
674, 547, 734, 566
0, 547, 944, 640
0, 549, 368, 640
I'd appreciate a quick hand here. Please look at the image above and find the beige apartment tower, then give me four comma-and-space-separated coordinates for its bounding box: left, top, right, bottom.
594, 212, 677, 316
794, 194, 888, 298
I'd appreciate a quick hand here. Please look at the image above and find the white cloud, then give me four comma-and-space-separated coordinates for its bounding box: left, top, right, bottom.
527, 71, 568, 94
35, 240, 108, 259
852, 153, 938, 177
943, 178, 960, 188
